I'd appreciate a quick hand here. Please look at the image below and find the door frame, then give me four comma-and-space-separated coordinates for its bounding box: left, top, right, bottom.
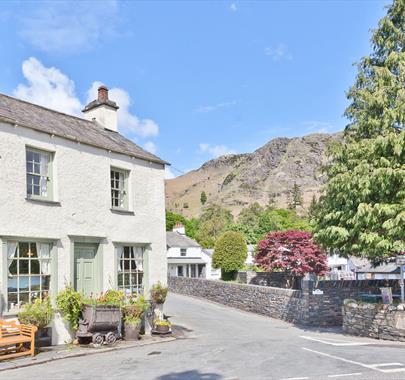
69, 236, 104, 295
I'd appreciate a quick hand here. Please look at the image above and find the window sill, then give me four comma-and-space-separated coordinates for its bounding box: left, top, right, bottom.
110, 208, 134, 215
25, 197, 61, 206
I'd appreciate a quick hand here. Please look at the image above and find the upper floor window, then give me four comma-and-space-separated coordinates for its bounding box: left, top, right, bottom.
180, 248, 187, 256
111, 168, 129, 209
26, 148, 53, 200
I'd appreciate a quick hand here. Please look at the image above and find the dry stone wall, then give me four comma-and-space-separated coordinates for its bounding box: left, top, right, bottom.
343, 300, 405, 342
168, 276, 303, 323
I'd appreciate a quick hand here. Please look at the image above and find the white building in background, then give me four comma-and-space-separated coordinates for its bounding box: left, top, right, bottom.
327, 253, 401, 280
166, 224, 221, 280
0, 86, 168, 344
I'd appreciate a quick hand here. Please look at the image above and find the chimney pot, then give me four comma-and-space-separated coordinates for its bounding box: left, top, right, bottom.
98, 85, 108, 103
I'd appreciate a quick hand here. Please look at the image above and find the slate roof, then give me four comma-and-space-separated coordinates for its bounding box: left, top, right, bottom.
350, 257, 399, 274
0, 93, 167, 165
166, 231, 201, 248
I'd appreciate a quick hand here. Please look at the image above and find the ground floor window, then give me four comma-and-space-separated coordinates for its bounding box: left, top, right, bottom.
177, 265, 184, 277
117, 246, 144, 295
7, 241, 52, 310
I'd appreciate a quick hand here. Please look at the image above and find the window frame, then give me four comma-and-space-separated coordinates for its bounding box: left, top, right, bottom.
180, 248, 187, 257
110, 167, 129, 210
117, 246, 144, 295
6, 241, 53, 313
25, 146, 54, 201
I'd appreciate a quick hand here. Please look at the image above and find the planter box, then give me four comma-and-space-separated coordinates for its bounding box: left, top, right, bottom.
35, 327, 52, 348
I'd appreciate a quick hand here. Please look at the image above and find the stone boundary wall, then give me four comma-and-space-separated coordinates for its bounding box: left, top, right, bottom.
343, 300, 405, 342
306, 279, 401, 326
168, 276, 303, 323
236, 271, 301, 290
168, 276, 403, 328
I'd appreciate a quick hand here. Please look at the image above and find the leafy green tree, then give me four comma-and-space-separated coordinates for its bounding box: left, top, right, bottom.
226, 223, 257, 245
200, 191, 207, 205
255, 209, 311, 241
212, 231, 247, 280
165, 210, 199, 239
237, 202, 264, 229
196, 204, 234, 248
308, 194, 319, 220
315, 0, 405, 263
287, 182, 303, 210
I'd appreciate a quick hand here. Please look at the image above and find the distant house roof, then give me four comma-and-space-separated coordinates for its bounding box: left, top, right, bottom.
202, 248, 214, 257
349, 257, 399, 274
166, 231, 201, 248
0, 93, 167, 165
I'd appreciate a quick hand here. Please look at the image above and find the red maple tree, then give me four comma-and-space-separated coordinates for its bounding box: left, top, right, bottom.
255, 230, 328, 276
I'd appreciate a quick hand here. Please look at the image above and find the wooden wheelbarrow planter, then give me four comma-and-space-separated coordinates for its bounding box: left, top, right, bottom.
0, 319, 37, 361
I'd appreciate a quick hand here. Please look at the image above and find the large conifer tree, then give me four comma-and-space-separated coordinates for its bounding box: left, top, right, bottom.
315, 0, 405, 263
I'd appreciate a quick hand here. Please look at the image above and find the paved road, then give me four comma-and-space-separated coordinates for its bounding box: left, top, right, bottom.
3, 293, 405, 380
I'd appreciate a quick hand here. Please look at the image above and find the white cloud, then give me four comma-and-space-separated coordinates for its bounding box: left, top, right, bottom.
229, 3, 237, 12
199, 143, 237, 158
14, 58, 159, 139
143, 141, 157, 154
87, 82, 159, 137
14, 57, 82, 115
19, 1, 122, 54
264, 44, 293, 61
195, 100, 237, 113
165, 166, 176, 180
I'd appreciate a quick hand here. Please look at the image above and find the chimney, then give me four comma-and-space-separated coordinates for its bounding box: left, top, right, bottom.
173, 223, 185, 235
82, 85, 119, 132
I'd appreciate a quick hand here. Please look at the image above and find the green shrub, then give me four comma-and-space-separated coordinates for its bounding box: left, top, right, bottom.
56, 286, 83, 331
212, 231, 247, 280
18, 297, 54, 329
151, 282, 168, 304
123, 295, 149, 326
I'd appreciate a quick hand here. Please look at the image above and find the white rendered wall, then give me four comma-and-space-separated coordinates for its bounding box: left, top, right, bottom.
0, 121, 167, 343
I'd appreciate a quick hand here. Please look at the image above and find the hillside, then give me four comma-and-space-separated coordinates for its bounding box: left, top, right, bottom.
165, 133, 341, 218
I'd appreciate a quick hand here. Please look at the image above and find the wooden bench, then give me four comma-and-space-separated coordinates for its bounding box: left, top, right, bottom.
0, 319, 37, 360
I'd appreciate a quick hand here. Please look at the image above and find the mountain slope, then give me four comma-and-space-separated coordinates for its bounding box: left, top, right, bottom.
165, 133, 341, 218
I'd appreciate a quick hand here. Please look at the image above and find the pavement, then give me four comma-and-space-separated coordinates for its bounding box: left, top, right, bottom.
2, 293, 405, 380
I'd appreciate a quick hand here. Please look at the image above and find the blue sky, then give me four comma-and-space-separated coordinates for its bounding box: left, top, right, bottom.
0, 0, 389, 176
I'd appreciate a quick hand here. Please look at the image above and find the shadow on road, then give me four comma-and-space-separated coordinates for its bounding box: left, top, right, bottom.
156, 370, 223, 380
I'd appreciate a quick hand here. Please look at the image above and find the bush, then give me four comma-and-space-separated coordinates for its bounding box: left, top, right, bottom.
255, 230, 328, 276
212, 231, 247, 280
56, 286, 83, 331
151, 282, 168, 304
18, 297, 54, 330
123, 295, 149, 326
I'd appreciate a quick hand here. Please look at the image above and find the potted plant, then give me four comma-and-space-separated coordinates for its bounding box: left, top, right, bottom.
153, 319, 171, 334
18, 297, 54, 347
122, 295, 149, 341
56, 286, 83, 332
150, 282, 168, 312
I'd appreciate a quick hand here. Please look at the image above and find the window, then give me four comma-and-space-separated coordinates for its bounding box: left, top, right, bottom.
177, 266, 184, 277
26, 148, 53, 199
111, 168, 128, 209
180, 248, 187, 257
117, 246, 143, 295
7, 242, 52, 310
190, 264, 196, 278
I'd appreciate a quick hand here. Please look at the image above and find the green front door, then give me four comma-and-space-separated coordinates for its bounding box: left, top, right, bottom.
74, 244, 99, 296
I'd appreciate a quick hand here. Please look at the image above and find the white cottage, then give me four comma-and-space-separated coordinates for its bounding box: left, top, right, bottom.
166, 224, 220, 280
0, 87, 168, 343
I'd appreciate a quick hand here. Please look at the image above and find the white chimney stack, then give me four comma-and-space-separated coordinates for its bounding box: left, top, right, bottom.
173, 222, 186, 235
82, 85, 119, 132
